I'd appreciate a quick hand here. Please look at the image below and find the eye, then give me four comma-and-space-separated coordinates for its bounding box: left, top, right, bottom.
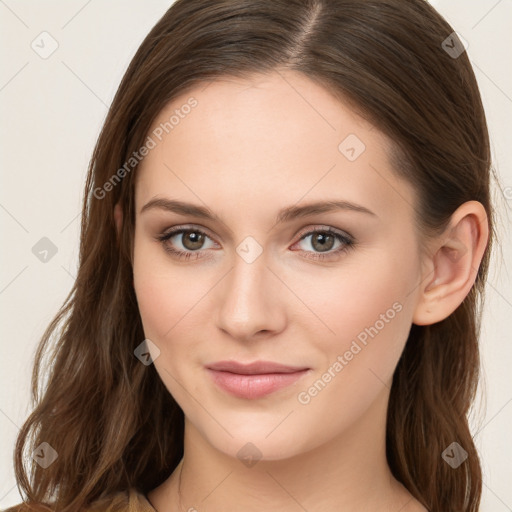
156, 226, 216, 261
156, 225, 355, 261
291, 226, 354, 261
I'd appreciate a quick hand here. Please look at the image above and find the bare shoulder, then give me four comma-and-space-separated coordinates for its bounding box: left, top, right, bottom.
393, 482, 430, 512
401, 498, 430, 512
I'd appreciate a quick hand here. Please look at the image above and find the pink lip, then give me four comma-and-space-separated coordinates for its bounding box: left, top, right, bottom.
206, 360, 310, 399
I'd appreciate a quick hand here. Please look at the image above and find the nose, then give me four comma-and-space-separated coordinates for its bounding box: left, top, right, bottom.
215, 250, 286, 342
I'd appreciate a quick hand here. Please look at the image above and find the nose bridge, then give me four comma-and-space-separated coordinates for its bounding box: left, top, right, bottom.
225, 243, 270, 312
216, 241, 280, 337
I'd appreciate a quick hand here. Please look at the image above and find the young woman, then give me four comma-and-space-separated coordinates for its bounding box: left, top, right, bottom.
8, 0, 496, 511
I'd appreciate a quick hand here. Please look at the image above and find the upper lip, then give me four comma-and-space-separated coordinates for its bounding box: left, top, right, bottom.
206, 360, 309, 375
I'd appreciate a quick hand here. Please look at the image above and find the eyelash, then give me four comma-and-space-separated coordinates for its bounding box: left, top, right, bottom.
155, 225, 355, 262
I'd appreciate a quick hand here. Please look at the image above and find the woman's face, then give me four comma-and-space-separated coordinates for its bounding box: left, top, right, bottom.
132, 70, 426, 461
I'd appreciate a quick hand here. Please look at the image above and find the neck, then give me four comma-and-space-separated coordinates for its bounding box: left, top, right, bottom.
148, 386, 425, 511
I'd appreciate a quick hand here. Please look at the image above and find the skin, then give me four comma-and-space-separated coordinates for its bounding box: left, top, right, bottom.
114, 69, 488, 511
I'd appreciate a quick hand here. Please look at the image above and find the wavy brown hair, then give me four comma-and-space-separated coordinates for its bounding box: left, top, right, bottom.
9, 0, 496, 511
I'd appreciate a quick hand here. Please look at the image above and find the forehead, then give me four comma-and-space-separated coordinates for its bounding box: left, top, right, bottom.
135, 70, 416, 224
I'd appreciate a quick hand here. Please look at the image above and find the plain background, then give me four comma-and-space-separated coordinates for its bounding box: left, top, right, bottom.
0, 1, 511, 510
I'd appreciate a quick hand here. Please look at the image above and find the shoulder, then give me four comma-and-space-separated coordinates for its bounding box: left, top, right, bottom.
3, 489, 156, 512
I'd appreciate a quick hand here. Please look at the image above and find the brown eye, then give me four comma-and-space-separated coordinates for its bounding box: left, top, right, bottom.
181, 231, 206, 250
157, 227, 215, 261
293, 227, 355, 261
310, 232, 336, 252
157, 225, 355, 262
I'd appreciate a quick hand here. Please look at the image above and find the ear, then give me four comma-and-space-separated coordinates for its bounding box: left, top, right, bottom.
413, 200, 489, 326
114, 202, 123, 239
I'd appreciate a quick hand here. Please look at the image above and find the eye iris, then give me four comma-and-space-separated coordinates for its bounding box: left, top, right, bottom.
311, 232, 334, 252
182, 231, 205, 250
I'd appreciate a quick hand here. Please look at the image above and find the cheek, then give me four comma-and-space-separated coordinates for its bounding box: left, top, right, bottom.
305, 249, 418, 377
133, 235, 193, 341
291, 254, 417, 433
134, 274, 175, 340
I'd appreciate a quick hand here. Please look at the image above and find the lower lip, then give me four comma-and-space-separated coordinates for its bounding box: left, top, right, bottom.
206, 368, 310, 399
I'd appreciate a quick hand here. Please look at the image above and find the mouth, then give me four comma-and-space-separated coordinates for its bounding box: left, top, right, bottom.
205, 360, 311, 399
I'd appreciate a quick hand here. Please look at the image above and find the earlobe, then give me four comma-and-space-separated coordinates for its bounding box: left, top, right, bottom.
412, 201, 489, 326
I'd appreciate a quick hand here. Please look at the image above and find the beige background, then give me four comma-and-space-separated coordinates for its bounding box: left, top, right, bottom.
1, 1, 511, 510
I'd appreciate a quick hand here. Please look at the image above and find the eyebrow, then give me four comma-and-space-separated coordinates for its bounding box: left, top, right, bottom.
140, 197, 377, 225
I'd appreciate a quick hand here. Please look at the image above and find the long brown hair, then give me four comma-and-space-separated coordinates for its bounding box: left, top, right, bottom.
10, 1, 496, 510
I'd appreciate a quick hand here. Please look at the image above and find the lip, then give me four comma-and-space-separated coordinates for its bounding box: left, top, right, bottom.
206, 360, 309, 374
206, 360, 311, 399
